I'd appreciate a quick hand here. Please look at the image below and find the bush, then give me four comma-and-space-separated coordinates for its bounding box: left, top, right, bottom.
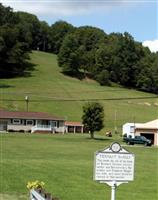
95, 70, 111, 86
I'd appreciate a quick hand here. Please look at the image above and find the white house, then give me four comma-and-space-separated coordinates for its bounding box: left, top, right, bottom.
122, 123, 142, 138
0, 110, 85, 134
0, 110, 65, 133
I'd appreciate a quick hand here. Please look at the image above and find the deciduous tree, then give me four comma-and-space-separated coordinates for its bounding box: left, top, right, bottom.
82, 102, 104, 139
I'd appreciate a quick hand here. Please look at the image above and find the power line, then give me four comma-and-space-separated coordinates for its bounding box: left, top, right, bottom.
0, 89, 131, 95
1, 90, 157, 101
0, 95, 158, 102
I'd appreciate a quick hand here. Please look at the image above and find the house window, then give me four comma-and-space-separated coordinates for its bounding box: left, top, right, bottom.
130, 126, 135, 133
52, 121, 57, 127
13, 119, 21, 125
26, 120, 34, 125
57, 121, 60, 128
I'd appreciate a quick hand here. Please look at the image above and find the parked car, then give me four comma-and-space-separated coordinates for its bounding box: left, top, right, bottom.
123, 135, 152, 146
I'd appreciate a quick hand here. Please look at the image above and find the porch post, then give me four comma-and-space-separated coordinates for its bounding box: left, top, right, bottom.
81, 126, 83, 133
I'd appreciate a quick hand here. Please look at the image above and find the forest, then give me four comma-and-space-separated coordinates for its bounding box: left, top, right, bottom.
0, 3, 158, 94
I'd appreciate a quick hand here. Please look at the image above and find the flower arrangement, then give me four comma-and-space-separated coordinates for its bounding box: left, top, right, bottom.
27, 180, 45, 190
27, 181, 59, 200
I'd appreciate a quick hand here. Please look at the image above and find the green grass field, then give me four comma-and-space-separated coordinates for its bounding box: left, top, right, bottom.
0, 133, 158, 200
0, 51, 157, 133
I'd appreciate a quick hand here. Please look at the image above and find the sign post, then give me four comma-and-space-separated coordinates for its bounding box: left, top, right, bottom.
94, 142, 135, 200
111, 182, 116, 200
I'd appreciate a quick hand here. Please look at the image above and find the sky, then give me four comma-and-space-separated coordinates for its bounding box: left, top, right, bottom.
1, 0, 158, 52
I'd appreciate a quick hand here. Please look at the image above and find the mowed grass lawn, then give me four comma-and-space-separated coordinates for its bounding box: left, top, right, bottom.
0, 51, 158, 132
0, 133, 158, 200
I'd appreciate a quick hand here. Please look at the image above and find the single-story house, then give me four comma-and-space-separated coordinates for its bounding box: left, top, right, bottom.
123, 119, 158, 146
65, 121, 84, 133
0, 110, 65, 133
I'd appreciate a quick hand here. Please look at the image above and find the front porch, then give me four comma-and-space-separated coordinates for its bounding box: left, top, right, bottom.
31, 125, 54, 133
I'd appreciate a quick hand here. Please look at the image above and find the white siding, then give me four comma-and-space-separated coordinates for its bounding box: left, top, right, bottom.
123, 123, 136, 138
123, 122, 144, 138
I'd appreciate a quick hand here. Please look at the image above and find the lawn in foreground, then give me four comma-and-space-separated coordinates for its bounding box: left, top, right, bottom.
0, 133, 158, 200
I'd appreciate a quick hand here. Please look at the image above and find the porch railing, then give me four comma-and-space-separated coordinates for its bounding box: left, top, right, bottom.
31, 125, 54, 133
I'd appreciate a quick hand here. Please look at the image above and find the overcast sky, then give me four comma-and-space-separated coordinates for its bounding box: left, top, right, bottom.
1, 0, 158, 52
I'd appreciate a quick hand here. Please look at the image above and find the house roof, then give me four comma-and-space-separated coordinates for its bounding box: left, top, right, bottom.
123, 123, 142, 127
136, 119, 158, 130
0, 110, 64, 121
65, 121, 83, 127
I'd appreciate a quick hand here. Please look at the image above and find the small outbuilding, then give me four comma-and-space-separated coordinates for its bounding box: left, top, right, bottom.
64, 121, 84, 133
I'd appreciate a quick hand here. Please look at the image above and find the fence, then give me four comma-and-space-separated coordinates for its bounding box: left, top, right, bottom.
30, 189, 59, 200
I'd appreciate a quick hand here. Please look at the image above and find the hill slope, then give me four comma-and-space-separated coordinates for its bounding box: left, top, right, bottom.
0, 51, 157, 132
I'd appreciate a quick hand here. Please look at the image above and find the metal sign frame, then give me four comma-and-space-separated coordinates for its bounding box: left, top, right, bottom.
93, 142, 135, 200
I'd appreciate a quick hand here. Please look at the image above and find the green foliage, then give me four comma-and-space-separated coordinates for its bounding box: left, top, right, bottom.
58, 26, 106, 75
0, 4, 32, 77
17, 11, 41, 50
0, 25, 30, 77
104, 32, 143, 86
50, 20, 74, 54
95, 70, 111, 86
38, 21, 51, 52
82, 102, 104, 138
136, 53, 158, 93
151, 55, 158, 93
0, 3, 19, 25
58, 32, 80, 74
0, 2, 158, 93
58, 28, 158, 94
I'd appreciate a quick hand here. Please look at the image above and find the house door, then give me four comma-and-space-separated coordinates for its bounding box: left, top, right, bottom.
0, 121, 8, 131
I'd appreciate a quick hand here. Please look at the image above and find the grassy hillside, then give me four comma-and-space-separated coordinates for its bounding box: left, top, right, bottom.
0, 51, 157, 132
1, 134, 158, 200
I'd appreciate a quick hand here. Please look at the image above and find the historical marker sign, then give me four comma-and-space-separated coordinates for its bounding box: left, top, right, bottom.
94, 152, 134, 181
94, 142, 135, 182
94, 142, 135, 200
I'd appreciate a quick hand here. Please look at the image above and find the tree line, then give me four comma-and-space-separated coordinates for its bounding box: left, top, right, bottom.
58, 28, 158, 94
0, 3, 73, 77
0, 3, 158, 94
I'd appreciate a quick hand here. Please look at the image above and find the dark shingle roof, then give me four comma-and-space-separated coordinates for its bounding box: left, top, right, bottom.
0, 110, 64, 121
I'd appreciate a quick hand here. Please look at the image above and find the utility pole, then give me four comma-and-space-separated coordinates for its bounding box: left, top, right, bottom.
133, 116, 136, 134
25, 96, 29, 112
114, 110, 117, 134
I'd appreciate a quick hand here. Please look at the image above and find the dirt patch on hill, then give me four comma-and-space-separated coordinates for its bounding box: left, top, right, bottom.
144, 102, 151, 106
